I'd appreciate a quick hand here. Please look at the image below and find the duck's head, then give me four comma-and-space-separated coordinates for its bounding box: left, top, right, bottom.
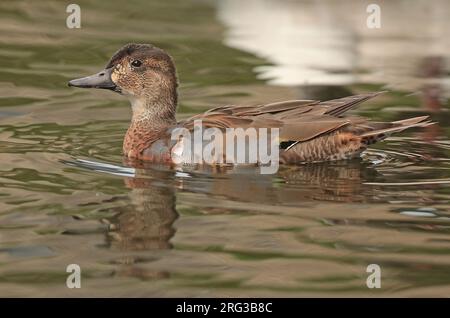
69, 43, 178, 121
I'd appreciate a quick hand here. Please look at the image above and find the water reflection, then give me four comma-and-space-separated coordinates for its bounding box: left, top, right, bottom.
64, 142, 450, 257
106, 169, 178, 251
217, 0, 450, 98
176, 161, 377, 204
57, 152, 450, 295
63, 158, 379, 254
62, 160, 179, 251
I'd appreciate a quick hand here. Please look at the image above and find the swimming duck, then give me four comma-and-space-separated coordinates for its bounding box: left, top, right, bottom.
68, 43, 432, 165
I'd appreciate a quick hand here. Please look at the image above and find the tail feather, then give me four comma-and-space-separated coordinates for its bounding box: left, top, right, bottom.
360, 116, 433, 145
392, 115, 431, 126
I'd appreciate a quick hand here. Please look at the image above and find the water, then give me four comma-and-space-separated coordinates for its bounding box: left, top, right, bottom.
0, 0, 450, 297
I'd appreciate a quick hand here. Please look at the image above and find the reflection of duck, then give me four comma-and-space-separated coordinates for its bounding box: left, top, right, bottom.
104, 167, 178, 251
174, 160, 378, 204
97, 160, 376, 254
68, 44, 432, 164
83, 158, 377, 282
118, 158, 379, 214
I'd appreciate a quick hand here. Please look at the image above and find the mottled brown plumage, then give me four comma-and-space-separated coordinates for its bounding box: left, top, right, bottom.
68, 43, 433, 165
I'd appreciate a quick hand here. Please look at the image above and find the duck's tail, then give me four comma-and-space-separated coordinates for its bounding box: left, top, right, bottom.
360, 115, 434, 146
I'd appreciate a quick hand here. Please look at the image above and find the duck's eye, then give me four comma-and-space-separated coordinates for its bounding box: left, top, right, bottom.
131, 60, 142, 67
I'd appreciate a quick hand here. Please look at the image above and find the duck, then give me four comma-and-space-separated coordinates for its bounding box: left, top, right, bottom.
68, 43, 432, 165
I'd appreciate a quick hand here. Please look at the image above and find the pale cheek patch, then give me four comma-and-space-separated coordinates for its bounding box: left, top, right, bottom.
111, 71, 119, 83
111, 64, 126, 83
112, 64, 135, 95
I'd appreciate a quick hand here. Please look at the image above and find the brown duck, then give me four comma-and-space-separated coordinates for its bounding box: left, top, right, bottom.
68, 43, 432, 165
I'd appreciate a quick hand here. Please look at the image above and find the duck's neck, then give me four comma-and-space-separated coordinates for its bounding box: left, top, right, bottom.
129, 96, 177, 127
124, 95, 177, 157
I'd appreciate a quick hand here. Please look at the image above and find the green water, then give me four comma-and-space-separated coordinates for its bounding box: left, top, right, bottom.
0, 0, 450, 297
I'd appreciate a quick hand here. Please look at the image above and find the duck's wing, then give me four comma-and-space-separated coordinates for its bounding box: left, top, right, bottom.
200, 91, 384, 118
180, 92, 384, 144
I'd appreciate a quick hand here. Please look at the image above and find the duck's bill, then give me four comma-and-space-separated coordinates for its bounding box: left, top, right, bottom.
68, 68, 119, 92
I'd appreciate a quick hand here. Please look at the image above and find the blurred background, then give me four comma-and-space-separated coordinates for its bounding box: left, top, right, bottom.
0, 0, 449, 297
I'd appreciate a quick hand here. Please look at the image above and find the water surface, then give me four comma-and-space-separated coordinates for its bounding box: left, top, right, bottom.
0, 0, 450, 297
